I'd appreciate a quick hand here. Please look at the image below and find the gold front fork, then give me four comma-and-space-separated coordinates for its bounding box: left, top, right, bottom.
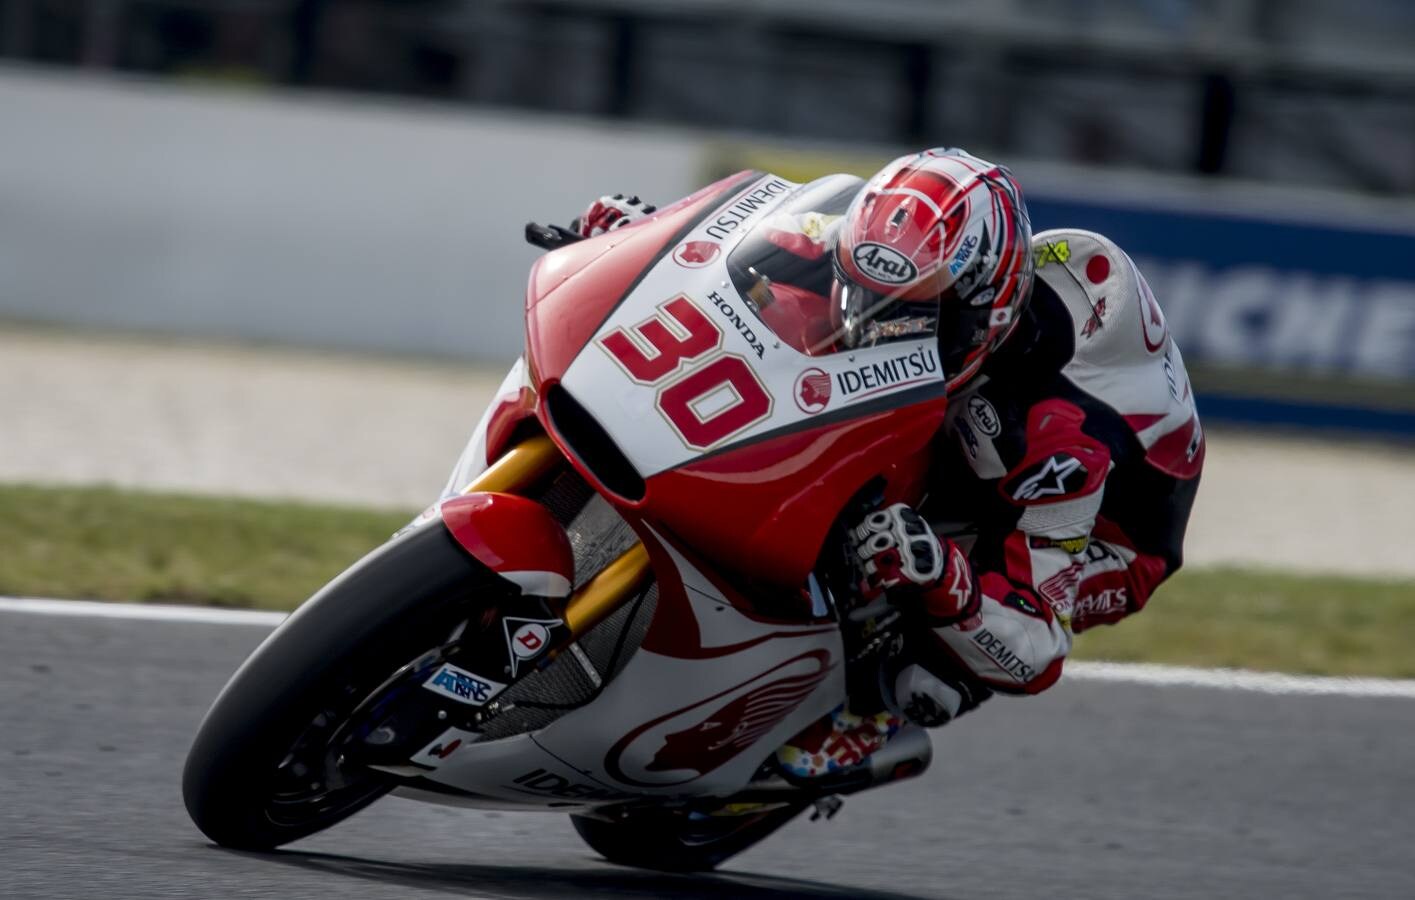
463, 433, 561, 495
465, 433, 652, 640
564, 543, 652, 637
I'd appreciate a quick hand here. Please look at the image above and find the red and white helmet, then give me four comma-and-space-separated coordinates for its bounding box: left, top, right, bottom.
832, 148, 1034, 390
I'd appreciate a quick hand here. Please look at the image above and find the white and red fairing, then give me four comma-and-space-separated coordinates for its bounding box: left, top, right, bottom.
414, 172, 948, 805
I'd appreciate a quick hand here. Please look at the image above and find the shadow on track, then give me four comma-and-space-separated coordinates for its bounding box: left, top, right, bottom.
235, 848, 957, 900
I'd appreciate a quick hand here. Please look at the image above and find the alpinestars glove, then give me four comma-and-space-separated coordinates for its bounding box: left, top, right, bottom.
848, 503, 980, 625
572, 194, 657, 238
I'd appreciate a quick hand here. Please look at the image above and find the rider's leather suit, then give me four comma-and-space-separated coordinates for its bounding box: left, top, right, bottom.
760, 214, 1205, 697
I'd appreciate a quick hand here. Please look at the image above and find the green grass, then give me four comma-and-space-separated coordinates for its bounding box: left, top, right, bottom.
0, 483, 411, 611
2, 483, 1412, 677
1072, 567, 1415, 678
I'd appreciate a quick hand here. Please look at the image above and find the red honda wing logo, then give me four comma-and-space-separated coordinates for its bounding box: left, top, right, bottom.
605, 649, 833, 787
794, 368, 832, 413
672, 240, 721, 268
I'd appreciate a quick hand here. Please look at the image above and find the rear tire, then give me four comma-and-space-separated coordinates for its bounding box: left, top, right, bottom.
182, 521, 496, 850
570, 804, 809, 872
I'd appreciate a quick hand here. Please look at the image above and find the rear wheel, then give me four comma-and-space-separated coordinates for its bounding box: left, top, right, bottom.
182, 521, 498, 850
570, 804, 810, 872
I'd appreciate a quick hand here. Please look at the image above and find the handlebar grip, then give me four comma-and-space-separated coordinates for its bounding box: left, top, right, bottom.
524, 222, 584, 251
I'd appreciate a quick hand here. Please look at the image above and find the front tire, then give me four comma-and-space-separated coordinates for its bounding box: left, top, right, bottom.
570, 804, 809, 872
182, 521, 496, 850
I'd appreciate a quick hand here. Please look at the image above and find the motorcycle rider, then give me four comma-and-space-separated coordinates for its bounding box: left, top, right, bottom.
574, 149, 1204, 769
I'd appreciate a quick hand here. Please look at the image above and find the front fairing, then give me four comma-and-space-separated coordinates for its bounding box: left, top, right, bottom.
526, 172, 949, 587
400, 177, 948, 807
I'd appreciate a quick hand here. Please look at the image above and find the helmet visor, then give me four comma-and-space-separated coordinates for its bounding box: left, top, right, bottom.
833, 279, 937, 351
831, 275, 996, 382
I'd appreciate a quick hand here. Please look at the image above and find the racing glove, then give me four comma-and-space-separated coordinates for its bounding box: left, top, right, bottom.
847, 503, 980, 625
572, 193, 657, 238
850, 503, 992, 727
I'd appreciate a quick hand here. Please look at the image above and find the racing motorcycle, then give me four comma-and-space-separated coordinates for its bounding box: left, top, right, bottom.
183, 170, 956, 871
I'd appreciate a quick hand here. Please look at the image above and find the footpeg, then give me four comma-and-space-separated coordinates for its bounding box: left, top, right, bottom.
810, 796, 844, 822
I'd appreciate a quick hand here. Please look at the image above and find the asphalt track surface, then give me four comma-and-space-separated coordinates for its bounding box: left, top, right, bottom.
2, 608, 1412, 900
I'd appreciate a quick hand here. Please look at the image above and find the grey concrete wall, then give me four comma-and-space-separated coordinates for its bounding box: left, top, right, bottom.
0, 67, 704, 364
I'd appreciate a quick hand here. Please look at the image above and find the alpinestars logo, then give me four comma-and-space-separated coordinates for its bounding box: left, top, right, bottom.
944, 544, 974, 618
1010, 454, 1086, 501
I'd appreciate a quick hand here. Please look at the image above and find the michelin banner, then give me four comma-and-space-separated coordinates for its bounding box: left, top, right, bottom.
1026, 195, 1415, 434
1035, 203, 1415, 382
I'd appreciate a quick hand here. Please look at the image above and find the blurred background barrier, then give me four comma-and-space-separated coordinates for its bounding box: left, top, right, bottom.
4, 0, 1413, 191
1, 0, 1413, 435
0, 66, 703, 360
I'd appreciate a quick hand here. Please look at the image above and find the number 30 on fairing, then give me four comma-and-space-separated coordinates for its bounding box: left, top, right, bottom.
598, 295, 772, 449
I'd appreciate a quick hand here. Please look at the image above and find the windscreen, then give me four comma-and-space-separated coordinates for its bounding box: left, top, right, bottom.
725, 173, 944, 357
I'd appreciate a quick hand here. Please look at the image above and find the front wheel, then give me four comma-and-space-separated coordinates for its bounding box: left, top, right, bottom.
182, 521, 497, 850
570, 804, 810, 872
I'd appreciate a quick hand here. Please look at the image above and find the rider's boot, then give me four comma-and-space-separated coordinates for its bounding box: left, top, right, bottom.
774, 703, 903, 779
886, 660, 992, 727
773, 639, 991, 779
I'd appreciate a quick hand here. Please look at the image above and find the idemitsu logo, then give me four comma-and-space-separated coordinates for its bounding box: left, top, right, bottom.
836, 346, 940, 397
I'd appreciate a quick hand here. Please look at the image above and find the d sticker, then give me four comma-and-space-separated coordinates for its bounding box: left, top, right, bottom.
503, 616, 563, 676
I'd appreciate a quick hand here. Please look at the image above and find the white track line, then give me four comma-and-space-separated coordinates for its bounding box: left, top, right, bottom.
0, 596, 287, 626
3, 596, 1413, 699
1065, 661, 1415, 699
